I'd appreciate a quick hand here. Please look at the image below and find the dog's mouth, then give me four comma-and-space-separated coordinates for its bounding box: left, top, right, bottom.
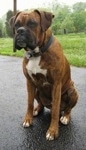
16, 38, 27, 48
15, 28, 37, 51
15, 36, 37, 51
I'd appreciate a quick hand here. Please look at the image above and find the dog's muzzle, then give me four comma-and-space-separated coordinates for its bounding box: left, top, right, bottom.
15, 27, 37, 50
16, 27, 27, 48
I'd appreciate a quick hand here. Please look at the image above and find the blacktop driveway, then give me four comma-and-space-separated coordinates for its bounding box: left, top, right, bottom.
0, 55, 86, 150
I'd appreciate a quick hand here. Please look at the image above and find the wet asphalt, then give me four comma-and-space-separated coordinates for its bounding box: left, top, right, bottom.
0, 55, 86, 150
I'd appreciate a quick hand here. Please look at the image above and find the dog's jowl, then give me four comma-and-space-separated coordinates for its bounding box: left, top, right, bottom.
10, 9, 78, 140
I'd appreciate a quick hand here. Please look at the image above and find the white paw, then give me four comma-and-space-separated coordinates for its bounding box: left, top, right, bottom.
46, 133, 54, 141
33, 110, 38, 116
60, 116, 69, 125
23, 121, 30, 127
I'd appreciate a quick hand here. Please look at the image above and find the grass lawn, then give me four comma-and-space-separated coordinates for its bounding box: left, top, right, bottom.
0, 38, 24, 57
57, 33, 86, 67
0, 33, 86, 67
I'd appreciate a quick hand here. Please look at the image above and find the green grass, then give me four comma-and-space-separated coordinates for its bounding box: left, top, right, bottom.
56, 33, 86, 67
0, 38, 24, 57
0, 33, 86, 67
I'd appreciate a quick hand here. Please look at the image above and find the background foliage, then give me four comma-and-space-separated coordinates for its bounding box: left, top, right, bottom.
51, 2, 86, 34
0, 1, 86, 37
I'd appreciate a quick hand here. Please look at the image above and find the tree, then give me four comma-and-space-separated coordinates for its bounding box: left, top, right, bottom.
51, 0, 60, 12
72, 11, 86, 32
73, 2, 86, 12
5, 10, 13, 37
0, 19, 4, 37
52, 5, 71, 34
61, 16, 75, 33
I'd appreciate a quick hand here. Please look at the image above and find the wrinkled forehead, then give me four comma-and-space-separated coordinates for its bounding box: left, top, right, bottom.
16, 11, 40, 23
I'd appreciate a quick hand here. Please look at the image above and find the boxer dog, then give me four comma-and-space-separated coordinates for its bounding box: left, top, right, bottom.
10, 10, 78, 140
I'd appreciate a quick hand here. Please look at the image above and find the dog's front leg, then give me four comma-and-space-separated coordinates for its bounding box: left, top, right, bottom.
46, 82, 61, 140
23, 79, 36, 127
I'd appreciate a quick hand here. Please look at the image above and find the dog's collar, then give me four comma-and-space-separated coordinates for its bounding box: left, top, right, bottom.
40, 35, 54, 53
24, 35, 54, 59
25, 50, 40, 59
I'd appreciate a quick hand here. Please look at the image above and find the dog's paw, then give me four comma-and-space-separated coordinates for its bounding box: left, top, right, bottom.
33, 110, 39, 116
23, 114, 33, 128
46, 128, 58, 141
33, 104, 44, 117
46, 133, 54, 140
23, 121, 30, 127
60, 116, 69, 125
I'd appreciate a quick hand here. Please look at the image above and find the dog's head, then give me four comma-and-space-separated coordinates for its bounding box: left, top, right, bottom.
10, 10, 54, 51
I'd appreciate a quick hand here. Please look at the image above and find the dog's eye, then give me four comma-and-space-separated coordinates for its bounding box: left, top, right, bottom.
14, 21, 21, 29
27, 20, 38, 28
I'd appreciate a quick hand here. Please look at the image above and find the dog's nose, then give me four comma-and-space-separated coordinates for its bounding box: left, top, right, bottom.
17, 27, 26, 34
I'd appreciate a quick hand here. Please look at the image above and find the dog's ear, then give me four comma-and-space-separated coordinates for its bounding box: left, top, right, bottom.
9, 12, 21, 52
35, 10, 54, 32
9, 12, 21, 33
9, 16, 15, 28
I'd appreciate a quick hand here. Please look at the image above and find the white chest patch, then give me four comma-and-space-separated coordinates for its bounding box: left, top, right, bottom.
26, 56, 47, 80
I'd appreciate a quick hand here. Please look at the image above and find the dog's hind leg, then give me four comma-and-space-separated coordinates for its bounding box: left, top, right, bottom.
60, 82, 78, 125
33, 90, 44, 116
